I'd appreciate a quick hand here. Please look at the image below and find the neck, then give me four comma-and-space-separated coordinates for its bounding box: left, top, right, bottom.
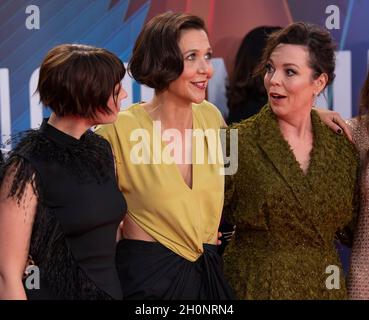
147, 94, 193, 129
47, 113, 92, 139
277, 109, 313, 140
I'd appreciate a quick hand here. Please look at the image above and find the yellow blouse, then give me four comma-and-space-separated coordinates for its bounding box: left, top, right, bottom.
95, 100, 225, 261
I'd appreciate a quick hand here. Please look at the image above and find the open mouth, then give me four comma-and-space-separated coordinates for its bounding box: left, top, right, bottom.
269, 93, 287, 101
191, 81, 207, 90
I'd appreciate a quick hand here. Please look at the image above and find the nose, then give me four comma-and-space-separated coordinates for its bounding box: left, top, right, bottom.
268, 70, 282, 86
198, 58, 210, 74
120, 87, 128, 99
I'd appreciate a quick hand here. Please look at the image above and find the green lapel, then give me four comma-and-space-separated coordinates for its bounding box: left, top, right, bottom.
255, 105, 329, 243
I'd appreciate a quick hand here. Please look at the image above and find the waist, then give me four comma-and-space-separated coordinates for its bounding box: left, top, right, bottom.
122, 214, 156, 241
117, 239, 218, 261
122, 213, 218, 245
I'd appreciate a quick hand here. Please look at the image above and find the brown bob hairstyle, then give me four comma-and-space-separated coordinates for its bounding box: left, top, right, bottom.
128, 12, 207, 93
37, 44, 125, 118
256, 22, 336, 89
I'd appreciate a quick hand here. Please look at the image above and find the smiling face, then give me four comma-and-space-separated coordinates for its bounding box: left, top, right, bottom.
166, 28, 214, 105
264, 44, 327, 119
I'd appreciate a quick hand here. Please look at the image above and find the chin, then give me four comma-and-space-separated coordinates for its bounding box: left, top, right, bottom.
191, 96, 206, 104
270, 104, 288, 118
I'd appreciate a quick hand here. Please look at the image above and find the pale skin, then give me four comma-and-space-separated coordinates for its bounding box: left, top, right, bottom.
122, 28, 226, 243
274, 46, 352, 141
264, 44, 328, 174
0, 85, 127, 300
0, 172, 36, 300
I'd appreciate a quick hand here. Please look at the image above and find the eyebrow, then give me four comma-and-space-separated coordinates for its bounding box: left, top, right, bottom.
267, 60, 300, 69
283, 63, 300, 68
182, 48, 213, 55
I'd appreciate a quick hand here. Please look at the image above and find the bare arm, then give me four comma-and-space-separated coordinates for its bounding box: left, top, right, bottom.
0, 165, 37, 300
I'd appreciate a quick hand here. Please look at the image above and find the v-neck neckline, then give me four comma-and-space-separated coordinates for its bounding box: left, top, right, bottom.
270, 106, 319, 180
289, 111, 320, 180
257, 105, 325, 205
137, 103, 196, 191
254, 105, 334, 244
283, 120, 317, 179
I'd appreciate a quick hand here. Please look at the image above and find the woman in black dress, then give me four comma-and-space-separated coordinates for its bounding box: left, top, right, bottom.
0, 44, 127, 300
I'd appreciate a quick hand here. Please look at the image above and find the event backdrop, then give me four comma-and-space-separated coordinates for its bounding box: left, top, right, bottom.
1, 0, 369, 147
0, 0, 367, 275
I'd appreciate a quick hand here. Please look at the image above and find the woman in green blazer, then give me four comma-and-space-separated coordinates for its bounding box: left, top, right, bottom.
223, 22, 359, 300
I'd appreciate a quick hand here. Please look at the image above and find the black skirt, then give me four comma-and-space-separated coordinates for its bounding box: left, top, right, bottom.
115, 239, 235, 300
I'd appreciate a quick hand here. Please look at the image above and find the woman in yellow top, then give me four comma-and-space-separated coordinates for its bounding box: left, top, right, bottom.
95, 12, 234, 299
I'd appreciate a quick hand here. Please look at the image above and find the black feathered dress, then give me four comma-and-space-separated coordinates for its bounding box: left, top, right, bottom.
0, 119, 127, 300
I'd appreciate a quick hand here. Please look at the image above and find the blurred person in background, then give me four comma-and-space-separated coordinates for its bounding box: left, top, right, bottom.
226, 26, 281, 124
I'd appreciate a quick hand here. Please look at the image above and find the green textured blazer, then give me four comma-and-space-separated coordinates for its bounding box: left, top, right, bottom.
223, 105, 359, 300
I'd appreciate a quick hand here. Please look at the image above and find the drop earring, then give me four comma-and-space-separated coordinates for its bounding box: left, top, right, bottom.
312, 92, 317, 107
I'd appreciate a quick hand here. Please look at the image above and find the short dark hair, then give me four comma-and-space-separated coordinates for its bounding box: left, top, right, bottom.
37, 44, 126, 118
128, 12, 206, 93
256, 22, 336, 88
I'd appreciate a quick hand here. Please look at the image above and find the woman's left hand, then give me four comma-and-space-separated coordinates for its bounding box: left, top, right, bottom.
217, 226, 236, 245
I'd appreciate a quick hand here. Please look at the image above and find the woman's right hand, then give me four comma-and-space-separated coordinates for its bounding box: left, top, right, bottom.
314, 107, 353, 143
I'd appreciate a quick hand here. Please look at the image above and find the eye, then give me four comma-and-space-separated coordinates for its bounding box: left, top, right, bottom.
185, 53, 196, 61
286, 69, 297, 77
265, 63, 274, 73
205, 52, 213, 60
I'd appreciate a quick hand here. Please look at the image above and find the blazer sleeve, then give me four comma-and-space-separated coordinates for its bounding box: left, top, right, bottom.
222, 125, 269, 231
